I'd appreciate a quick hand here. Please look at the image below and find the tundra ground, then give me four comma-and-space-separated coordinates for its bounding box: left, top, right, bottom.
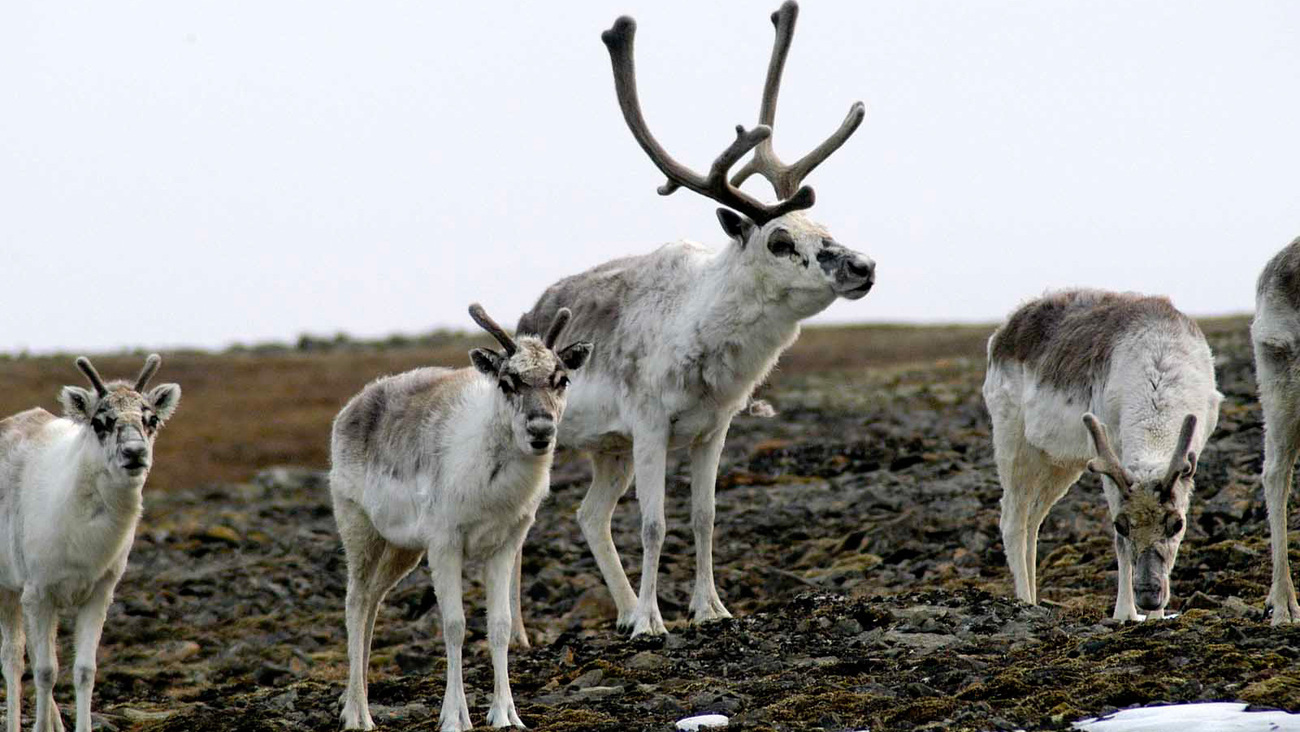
3, 316, 1296, 731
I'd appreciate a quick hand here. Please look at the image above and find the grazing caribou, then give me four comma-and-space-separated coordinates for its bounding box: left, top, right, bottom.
1251, 236, 1300, 624
0, 355, 181, 732
515, 1, 875, 637
330, 304, 591, 732
983, 290, 1221, 620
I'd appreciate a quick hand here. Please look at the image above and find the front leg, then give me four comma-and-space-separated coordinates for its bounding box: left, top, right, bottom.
72, 575, 117, 732
1112, 536, 1142, 622
1263, 423, 1300, 624
629, 420, 671, 637
485, 529, 529, 729
430, 546, 470, 732
509, 544, 530, 649
0, 590, 24, 732
21, 588, 64, 732
689, 424, 732, 623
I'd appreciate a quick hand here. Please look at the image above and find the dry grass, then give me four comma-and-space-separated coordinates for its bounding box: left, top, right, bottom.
0, 315, 1251, 492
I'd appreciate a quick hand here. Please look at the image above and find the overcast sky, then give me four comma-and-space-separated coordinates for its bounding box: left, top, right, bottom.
3, 1, 1298, 353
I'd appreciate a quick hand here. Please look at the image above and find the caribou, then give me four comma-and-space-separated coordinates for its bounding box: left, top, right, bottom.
514, 1, 875, 637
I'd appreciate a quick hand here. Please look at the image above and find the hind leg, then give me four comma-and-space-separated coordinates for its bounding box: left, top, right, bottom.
1256, 337, 1300, 624
1024, 464, 1083, 605
576, 453, 637, 628
1, 589, 24, 732
509, 544, 529, 649
334, 494, 423, 730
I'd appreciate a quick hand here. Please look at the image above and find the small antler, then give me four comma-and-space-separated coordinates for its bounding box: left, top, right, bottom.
1160, 414, 1198, 500
75, 357, 109, 397
1083, 413, 1134, 495
544, 308, 573, 349
135, 354, 162, 392
601, 15, 815, 226
729, 1, 866, 199
469, 303, 517, 356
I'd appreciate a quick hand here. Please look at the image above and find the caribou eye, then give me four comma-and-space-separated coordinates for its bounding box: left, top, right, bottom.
147, 414, 160, 429
1113, 514, 1131, 538
555, 374, 570, 390
499, 374, 521, 395
1164, 516, 1184, 538
767, 231, 796, 257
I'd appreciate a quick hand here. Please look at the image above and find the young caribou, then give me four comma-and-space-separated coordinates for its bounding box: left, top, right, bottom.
330, 304, 592, 732
0, 355, 180, 732
514, 1, 875, 637
983, 290, 1221, 620
1251, 236, 1300, 625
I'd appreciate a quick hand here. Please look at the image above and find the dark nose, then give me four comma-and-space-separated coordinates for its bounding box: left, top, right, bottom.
846, 257, 874, 280
122, 445, 148, 466
526, 417, 555, 446
1135, 587, 1163, 612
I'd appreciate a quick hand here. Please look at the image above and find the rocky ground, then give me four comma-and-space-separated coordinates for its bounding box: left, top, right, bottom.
6, 320, 1300, 731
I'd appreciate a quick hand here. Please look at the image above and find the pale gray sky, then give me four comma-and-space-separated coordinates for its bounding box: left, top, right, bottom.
3, 1, 1298, 353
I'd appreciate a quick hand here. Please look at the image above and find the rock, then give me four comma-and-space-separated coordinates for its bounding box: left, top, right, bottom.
120, 709, 177, 723
627, 650, 669, 671
266, 689, 298, 712
577, 685, 625, 699
369, 703, 431, 724
199, 526, 241, 546
569, 668, 604, 689
677, 714, 729, 730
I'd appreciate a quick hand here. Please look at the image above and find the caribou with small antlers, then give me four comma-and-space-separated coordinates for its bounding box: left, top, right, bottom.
330, 304, 591, 731
983, 290, 1221, 620
515, 1, 875, 637
0, 355, 181, 732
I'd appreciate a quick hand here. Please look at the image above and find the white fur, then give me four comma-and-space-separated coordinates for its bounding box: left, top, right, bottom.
984, 315, 1220, 621
331, 361, 567, 732
1, 389, 176, 732
545, 213, 873, 637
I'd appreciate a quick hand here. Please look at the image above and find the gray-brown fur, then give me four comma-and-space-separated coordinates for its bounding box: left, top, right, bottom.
1257, 236, 1300, 312
334, 367, 467, 480
989, 289, 1203, 396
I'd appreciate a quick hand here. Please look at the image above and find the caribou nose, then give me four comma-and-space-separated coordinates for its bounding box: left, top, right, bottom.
1134, 587, 1164, 612
121, 444, 149, 467
846, 257, 875, 280
526, 419, 556, 450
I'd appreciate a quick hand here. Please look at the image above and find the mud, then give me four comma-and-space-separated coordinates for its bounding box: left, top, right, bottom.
9, 322, 1300, 731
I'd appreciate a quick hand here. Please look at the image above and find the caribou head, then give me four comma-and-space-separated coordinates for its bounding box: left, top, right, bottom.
59, 354, 181, 478
469, 304, 593, 456
601, 1, 875, 315
1083, 413, 1198, 613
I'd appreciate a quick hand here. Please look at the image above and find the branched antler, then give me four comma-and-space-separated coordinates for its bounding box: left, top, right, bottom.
1083, 413, 1135, 495
730, 1, 866, 199
1160, 414, 1198, 500
601, 15, 815, 225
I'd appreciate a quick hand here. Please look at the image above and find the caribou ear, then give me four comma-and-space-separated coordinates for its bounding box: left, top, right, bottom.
470, 348, 505, 377
716, 208, 756, 246
557, 342, 594, 371
149, 384, 182, 422
59, 386, 96, 422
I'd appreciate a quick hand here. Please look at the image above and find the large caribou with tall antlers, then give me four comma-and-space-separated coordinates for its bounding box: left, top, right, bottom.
983, 289, 1221, 620
516, 1, 875, 637
0, 355, 181, 732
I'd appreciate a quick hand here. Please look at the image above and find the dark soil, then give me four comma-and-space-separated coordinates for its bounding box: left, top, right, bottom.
11, 320, 1300, 731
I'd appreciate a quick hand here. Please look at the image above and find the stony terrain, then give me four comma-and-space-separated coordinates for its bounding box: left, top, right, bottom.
5, 317, 1300, 731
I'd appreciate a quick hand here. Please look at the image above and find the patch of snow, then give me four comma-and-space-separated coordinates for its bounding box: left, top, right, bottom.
676, 713, 729, 730
1075, 702, 1300, 731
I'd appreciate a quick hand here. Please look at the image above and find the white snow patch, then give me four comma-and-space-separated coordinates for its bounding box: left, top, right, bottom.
676, 714, 729, 730
1075, 702, 1300, 731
